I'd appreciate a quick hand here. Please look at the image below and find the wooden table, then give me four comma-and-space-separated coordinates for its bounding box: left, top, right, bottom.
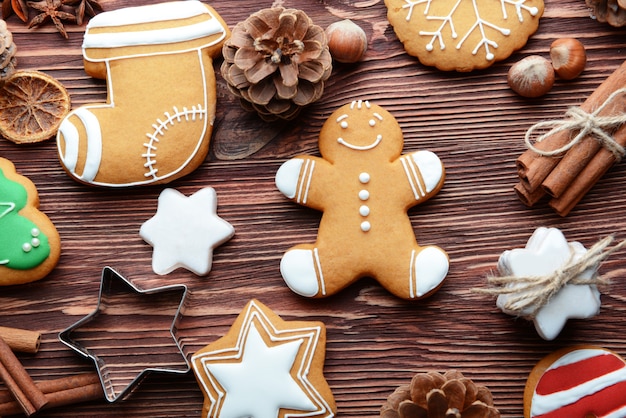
2, 0, 626, 416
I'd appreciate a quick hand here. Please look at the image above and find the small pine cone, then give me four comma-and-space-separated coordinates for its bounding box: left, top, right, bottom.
221, 7, 332, 122
0, 19, 17, 85
585, 0, 626, 26
380, 371, 501, 418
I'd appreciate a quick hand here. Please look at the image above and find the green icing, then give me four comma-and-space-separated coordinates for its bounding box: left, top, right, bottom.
0, 167, 51, 270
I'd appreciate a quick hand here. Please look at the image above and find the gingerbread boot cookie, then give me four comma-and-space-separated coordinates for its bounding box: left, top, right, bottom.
276, 100, 449, 300
56, 1, 229, 187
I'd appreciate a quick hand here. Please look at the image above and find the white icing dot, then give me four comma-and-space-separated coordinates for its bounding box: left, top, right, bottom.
486, 52, 495, 60
358, 190, 369, 200
31, 238, 40, 248
22, 243, 32, 252
369, 119, 376, 127
426, 44, 434, 52
530, 7, 538, 15
340, 121, 348, 129
361, 221, 371, 232
359, 205, 370, 216
31, 228, 40, 237
359, 172, 370, 183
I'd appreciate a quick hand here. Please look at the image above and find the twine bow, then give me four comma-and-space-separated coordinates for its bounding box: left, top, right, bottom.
524, 87, 626, 161
474, 235, 626, 318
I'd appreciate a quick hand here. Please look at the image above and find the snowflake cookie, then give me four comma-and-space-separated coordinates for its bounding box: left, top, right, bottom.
191, 299, 336, 418
385, 0, 544, 71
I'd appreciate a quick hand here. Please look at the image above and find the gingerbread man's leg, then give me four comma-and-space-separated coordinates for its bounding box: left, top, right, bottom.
280, 245, 324, 297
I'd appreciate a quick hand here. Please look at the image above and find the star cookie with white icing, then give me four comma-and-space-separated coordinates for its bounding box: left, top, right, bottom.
191, 299, 336, 418
140, 187, 234, 276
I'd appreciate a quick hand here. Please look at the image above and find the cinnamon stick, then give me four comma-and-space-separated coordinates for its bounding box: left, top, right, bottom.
550, 123, 626, 216
517, 60, 626, 196
0, 372, 104, 416
0, 337, 47, 416
0, 327, 41, 354
514, 181, 546, 207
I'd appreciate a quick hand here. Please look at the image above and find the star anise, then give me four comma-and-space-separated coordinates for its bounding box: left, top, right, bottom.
62, 0, 100, 25
27, 0, 76, 39
2, 0, 29, 22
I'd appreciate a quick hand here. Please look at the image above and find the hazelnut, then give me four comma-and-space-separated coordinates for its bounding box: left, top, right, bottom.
325, 19, 367, 64
507, 55, 555, 98
549, 38, 586, 80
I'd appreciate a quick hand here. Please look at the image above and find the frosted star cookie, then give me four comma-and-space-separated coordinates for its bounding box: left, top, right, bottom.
0, 158, 61, 285
191, 299, 336, 418
139, 187, 234, 276
275, 100, 448, 300
56, 1, 229, 186
524, 346, 626, 418
384, 0, 544, 71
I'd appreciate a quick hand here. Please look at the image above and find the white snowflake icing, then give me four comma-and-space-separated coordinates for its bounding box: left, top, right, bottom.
402, 0, 539, 61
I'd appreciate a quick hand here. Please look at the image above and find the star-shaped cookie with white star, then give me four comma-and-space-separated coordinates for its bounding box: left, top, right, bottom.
191, 299, 336, 418
140, 187, 234, 276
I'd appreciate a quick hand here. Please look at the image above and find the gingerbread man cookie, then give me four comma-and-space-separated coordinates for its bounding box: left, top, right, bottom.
275, 100, 448, 300
0, 158, 61, 285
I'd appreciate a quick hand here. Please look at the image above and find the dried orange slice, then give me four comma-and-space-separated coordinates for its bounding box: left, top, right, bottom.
0, 70, 71, 144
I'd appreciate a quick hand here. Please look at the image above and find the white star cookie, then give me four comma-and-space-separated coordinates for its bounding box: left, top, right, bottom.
191, 299, 336, 418
140, 187, 234, 276
496, 227, 601, 340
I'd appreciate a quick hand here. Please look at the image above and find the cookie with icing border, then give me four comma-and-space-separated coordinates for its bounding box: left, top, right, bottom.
56, 1, 230, 187
0, 158, 61, 285
524, 345, 626, 418
384, 0, 544, 71
191, 299, 336, 418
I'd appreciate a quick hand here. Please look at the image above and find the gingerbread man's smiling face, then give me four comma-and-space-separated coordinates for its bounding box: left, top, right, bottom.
319, 100, 404, 162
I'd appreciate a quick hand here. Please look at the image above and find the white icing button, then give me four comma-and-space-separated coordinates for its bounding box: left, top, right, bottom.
340, 121, 348, 129
358, 190, 369, 200
359, 172, 370, 183
359, 205, 370, 217
361, 221, 371, 232
22, 243, 32, 252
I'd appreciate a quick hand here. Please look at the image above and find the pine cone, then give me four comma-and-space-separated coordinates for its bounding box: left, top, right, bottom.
0, 19, 17, 85
586, 0, 626, 26
380, 371, 501, 418
221, 7, 332, 122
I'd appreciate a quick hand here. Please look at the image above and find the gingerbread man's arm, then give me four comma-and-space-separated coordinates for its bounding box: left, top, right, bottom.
394, 150, 445, 206
275, 156, 332, 211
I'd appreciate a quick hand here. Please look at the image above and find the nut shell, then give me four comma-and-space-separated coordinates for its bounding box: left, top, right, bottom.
325, 19, 367, 63
507, 55, 555, 98
549, 38, 586, 80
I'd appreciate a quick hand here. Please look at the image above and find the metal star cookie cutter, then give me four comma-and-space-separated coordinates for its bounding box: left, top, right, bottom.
59, 266, 190, 402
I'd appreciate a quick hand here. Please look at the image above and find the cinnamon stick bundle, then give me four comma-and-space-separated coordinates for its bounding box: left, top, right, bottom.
0, 372, 104, 416
515, 60, 626, 216
0, 337, 47, 416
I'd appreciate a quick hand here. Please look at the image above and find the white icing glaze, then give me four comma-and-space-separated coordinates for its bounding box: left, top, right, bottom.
496, 227, 601, 341
139, 187, 235, 276
275, 158, 304, 200
74, 108, 103, 182
337, 134, 382, 151
411, 247, 449, 298
86, 1, 210, 27
530, 348, 626, 416
411, 151, 444, 193
191, 300, 334, 417
280, 248, 321, 297
205, 323, 317, 417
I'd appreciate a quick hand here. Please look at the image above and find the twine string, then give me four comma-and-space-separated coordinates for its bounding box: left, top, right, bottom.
524, 87, 626, 161
473, 235, 626, 318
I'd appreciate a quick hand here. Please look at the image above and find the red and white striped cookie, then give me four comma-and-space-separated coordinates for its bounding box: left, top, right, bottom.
524, 346, 626, 418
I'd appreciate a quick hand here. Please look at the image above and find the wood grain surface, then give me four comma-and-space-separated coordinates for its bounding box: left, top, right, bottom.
2, 0, 626, 416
